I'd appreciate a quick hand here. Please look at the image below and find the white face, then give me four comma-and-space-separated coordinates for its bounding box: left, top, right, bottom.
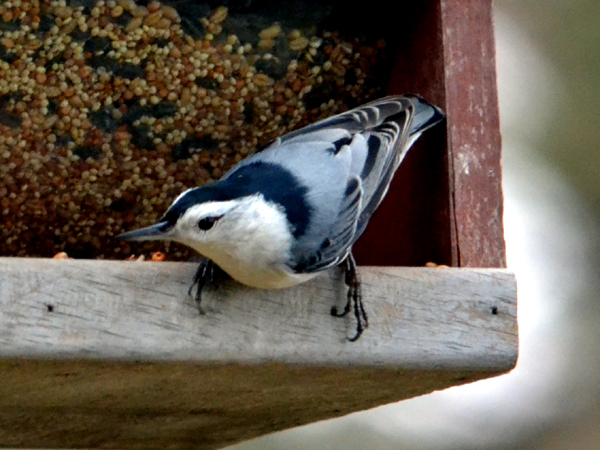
167, 195, 294, 272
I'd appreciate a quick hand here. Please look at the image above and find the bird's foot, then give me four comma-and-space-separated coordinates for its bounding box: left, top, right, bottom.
188, 258, 228, 315
331, 253, 368, 341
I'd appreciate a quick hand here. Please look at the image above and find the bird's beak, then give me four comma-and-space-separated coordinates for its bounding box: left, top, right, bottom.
117, 222, 171, 242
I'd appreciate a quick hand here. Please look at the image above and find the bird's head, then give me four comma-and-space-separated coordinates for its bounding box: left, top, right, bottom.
117, 185, 293, 265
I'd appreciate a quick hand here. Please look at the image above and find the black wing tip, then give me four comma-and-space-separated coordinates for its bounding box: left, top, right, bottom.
401, 94, 445, 134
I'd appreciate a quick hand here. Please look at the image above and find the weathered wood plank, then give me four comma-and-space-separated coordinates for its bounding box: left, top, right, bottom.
0, 258, 517, 448
0, 258, 516, 367
0, 361, 507, 449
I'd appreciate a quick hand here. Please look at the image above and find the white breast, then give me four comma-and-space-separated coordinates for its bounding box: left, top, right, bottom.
211, 252, 320, 289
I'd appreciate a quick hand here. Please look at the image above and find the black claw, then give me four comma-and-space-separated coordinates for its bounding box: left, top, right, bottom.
332, 252, 368, 341
188, 258, 214, 315
347, 323, 364, 342
188, 258, 229, 314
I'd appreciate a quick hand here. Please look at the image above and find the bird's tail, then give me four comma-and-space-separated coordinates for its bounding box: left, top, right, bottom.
405, 94, 445, 136
349, 95, 445, 239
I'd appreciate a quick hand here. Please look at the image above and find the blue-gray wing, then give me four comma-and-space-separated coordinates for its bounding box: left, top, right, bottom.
253, 95, 444, 273
292, 176, 363, 272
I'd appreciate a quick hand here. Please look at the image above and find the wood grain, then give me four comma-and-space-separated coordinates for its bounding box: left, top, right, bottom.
441, 0, 506, 267
0, 258, 517, 448
0, 258, 516, 366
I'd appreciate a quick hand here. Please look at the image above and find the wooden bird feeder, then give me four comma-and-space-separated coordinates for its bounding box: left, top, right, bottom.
0, 1, 516, 448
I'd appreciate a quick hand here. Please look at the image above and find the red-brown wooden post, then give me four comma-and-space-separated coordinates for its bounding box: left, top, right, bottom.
353, 0, 505, 269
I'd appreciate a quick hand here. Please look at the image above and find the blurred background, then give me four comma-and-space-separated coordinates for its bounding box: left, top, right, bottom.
231, 0, 600, 449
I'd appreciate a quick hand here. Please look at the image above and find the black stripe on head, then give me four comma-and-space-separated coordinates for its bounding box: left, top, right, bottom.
160, 186, 224, 230
162, 162, 312, 238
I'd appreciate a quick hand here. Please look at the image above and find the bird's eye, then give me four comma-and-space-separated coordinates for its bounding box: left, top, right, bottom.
197, 215, 222, 231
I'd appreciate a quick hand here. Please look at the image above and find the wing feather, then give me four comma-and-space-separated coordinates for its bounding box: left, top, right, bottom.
277, 95, 444, 274
295, 176, 362, 272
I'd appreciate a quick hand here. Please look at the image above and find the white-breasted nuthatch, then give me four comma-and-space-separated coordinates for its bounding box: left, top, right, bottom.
118, 95, 444, 341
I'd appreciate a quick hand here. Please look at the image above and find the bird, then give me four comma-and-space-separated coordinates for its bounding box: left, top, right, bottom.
118, 94, 444, 341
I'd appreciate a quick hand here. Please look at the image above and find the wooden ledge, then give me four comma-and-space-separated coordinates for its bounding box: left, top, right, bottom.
0, 258, 517, 448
